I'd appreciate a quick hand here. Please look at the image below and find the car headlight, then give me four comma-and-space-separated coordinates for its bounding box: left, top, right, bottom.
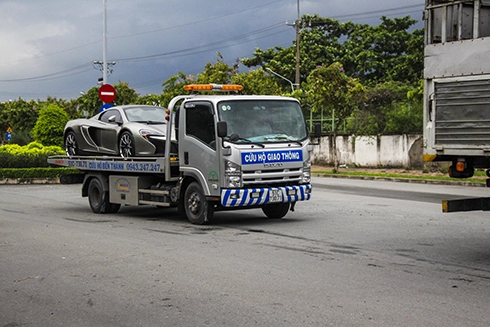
301, 158, 311, 184
224, 160, 242, 188
139, 129, 164, 140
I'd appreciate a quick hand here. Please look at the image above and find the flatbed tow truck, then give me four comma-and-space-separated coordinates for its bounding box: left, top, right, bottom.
49, 84, 318, 224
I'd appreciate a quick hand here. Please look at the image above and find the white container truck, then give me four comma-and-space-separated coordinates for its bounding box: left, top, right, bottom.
423, 0, 490, 212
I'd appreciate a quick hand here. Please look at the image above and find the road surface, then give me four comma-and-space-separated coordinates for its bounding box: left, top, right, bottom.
1, 177, 490, 326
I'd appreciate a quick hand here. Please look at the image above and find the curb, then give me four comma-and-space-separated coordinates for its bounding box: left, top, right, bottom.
0, 178, 60, 185
312, 173, 486, 187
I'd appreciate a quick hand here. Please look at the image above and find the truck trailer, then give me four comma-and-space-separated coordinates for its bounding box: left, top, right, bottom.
423, 0, 490, 212
49, 84, 318, 224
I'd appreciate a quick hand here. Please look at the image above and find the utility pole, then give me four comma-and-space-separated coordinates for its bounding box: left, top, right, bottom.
295, 0, 300, 89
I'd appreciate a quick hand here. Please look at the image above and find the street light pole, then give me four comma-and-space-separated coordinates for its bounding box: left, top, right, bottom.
102, 0, 108, 85
266, 68, 298, 93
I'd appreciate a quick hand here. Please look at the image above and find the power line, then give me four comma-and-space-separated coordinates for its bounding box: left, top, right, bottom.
115, 22, 286, 62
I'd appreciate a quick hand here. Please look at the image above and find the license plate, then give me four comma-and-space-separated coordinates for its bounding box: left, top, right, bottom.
268, 189, 282, 203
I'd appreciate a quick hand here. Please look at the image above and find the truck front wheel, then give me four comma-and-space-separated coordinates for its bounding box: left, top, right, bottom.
88, 178, 120, 214
262, 203, 290, 219
184, 182, 214, 224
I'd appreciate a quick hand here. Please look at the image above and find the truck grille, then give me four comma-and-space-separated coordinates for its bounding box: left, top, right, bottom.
434, 79, 490, 147
242, 167, 303, 187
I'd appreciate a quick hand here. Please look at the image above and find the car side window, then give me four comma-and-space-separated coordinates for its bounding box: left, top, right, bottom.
100, 109, 121, 124
185, 103, 215, 148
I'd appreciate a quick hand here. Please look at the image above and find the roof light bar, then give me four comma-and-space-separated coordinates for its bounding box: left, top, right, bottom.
183, 84, 243, 92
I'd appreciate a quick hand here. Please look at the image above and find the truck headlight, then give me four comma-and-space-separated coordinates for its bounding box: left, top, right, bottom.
301, 158, 311, 183
224, 160, 242, 188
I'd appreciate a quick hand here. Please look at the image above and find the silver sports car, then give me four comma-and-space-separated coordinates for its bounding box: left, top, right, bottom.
64, 105, 173, 157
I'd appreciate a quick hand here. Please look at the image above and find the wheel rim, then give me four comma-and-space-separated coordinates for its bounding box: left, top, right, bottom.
65, 133, 77, 156
187, 191, 201, 215
119, 133, 133, 157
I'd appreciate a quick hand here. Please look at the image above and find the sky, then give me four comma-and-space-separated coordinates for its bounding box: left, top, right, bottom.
0, 0, 424, 102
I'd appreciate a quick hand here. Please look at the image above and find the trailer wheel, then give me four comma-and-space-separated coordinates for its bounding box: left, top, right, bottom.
184, 182, 213, 225
262, 203, 290, 219
88, 178, 120, 214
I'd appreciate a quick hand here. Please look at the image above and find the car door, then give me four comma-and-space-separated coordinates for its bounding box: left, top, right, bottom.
96, 109, 121, 154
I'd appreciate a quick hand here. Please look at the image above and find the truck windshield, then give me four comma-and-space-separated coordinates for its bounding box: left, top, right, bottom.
218, 100, 307, 143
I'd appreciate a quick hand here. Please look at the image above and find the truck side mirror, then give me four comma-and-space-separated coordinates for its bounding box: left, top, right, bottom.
217, 121, 227, 138
314, 123, 321, 138
310, 123, 321, 145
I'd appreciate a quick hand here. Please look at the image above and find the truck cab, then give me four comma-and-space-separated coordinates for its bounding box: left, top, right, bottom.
166, 84, 313, 223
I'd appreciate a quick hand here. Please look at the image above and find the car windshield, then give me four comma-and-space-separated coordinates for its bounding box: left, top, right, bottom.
218, 100, 307, 143
123, 106, 167, 124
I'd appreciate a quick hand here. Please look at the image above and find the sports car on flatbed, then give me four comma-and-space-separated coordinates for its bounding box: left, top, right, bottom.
64, 105, 173, 158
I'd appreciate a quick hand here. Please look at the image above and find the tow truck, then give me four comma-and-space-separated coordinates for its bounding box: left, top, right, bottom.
49, 84, 318, 224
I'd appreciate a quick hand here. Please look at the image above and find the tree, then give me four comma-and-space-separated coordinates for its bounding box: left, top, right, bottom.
305, 62, 365, 171
161, 54, 240, 108
78, 82, 139, 117
241, 15, 423, 86
346, 81, 423, 135
0, 98, 39, 144
231, 68, 282, 95
32, 104, 70, 147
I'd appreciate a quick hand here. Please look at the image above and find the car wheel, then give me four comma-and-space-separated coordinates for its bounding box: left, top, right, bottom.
64, 131, 78, 156
119, 131, 135, 158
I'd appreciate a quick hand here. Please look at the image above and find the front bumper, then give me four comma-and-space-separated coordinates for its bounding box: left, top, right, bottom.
220, 184, 312, 207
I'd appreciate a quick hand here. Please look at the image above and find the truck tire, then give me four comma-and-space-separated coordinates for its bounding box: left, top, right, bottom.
262, 202, 290, 219
88, 178, 120, 214
184, 182, 214, 225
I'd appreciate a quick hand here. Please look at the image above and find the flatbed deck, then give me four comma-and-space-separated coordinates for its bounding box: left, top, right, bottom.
47, 155, 178, 174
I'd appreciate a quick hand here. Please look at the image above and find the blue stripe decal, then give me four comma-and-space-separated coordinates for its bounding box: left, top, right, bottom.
220, 185, 311, 207
239, 189, 249, 206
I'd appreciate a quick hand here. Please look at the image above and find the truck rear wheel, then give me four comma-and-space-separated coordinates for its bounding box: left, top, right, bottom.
88, 178, 120, 214
262, 202, 290, 219
184, 182, 214, 224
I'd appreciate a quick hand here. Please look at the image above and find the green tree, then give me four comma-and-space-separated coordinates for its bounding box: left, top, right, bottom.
305, 62, 365, 170
32, 104, 70, 147
196, 52, 238, 84
241, 15, 423, 86
231, 68, 282, 95
346, 81, 423, 135
161, 72, 196, 108
161, 54, 240, 108
0, 98, 39, 144
78, 82, 139, 117
135, 94, 164, 106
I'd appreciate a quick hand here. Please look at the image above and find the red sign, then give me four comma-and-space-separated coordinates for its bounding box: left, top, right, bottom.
98, 84, 116, 103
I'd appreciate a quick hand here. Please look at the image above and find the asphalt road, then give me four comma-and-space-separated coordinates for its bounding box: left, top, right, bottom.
1, 177, 490, 326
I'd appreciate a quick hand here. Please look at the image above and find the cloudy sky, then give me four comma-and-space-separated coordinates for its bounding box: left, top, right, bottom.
0, 0, 424, 102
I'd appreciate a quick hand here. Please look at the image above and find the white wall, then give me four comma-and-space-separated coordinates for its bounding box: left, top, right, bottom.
311, 134, 423, 168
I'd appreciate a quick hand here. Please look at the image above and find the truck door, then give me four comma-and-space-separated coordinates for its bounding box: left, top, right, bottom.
180, 101, 220, 196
